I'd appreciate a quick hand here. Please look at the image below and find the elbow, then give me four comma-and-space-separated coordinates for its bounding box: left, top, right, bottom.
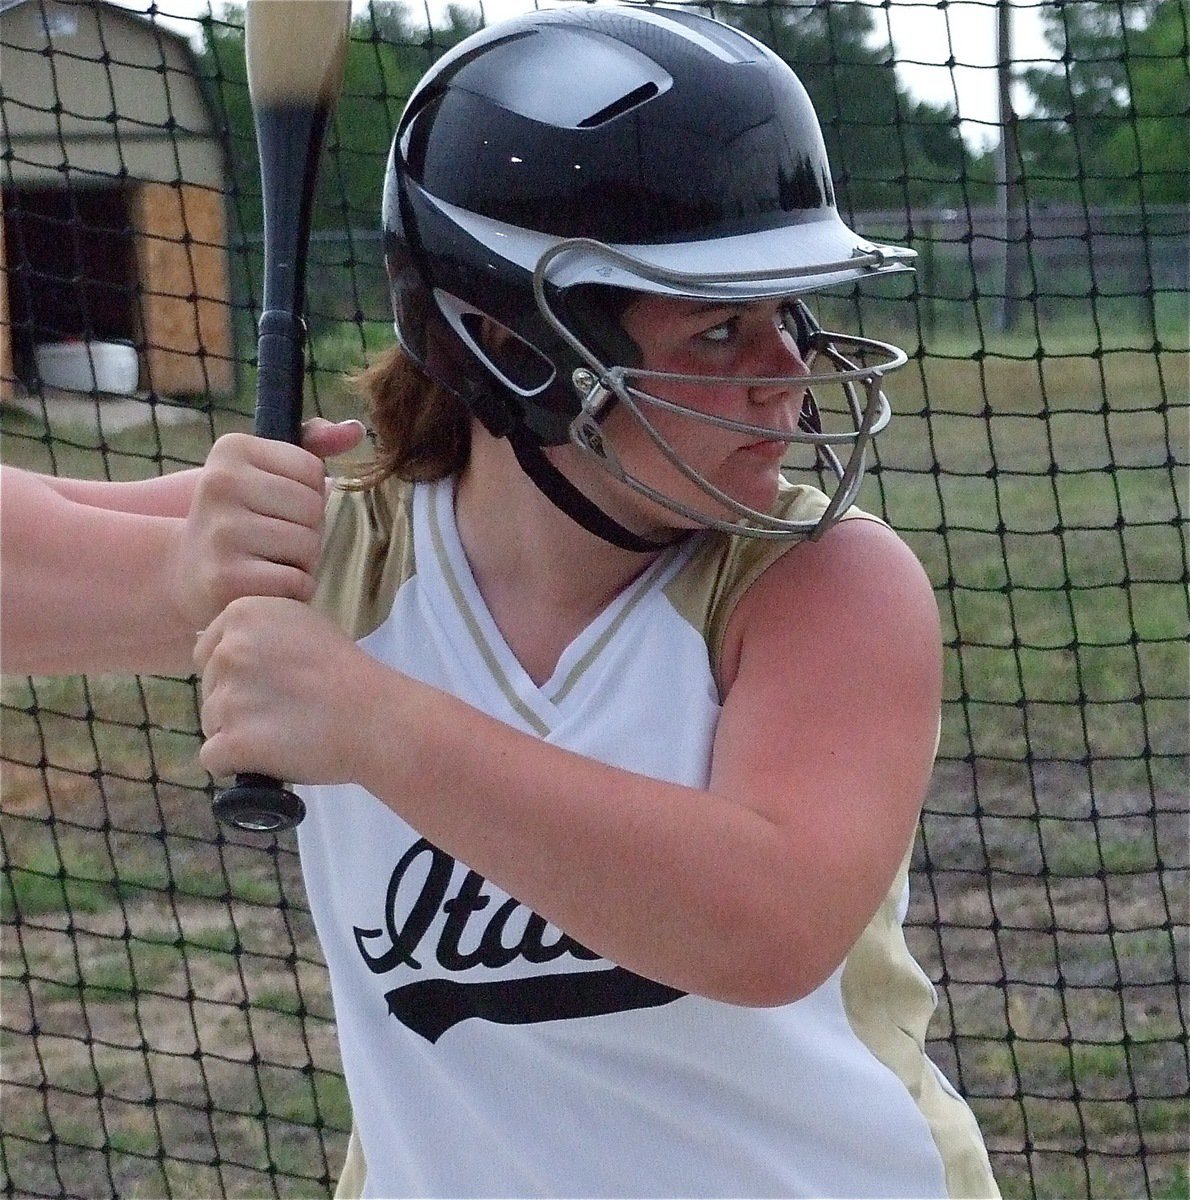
689, 905, 848, 1008
705, 954, 839, 1009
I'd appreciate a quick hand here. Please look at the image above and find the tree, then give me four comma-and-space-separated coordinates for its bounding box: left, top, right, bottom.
1018, 0, 1190, 205
195, 1, 483, 241
722, 1, 974, 212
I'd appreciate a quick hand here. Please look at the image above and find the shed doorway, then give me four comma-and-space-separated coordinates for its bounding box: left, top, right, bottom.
3, 183, 138, 389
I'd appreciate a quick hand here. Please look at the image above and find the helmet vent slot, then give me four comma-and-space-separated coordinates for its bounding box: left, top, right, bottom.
577, 83, 660, 128
435, 290, 556, 397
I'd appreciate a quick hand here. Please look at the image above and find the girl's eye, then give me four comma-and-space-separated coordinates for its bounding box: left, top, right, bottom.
698, 319, 735, 345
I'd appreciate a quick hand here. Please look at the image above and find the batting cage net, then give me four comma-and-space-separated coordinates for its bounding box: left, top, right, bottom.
1, 0, 1186, 1196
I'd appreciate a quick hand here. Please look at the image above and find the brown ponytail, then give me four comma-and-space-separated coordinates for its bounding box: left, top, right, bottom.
347, 344, 471, 489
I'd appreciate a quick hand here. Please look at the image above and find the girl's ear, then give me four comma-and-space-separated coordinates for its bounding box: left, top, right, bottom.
476, 316, 510, 353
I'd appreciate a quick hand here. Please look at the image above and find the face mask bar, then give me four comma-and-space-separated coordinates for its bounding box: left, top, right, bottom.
532, 238, 910, 541
569, 335, 898, 540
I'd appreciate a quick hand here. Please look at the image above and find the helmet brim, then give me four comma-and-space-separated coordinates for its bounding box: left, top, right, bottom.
426, 192, 915, 300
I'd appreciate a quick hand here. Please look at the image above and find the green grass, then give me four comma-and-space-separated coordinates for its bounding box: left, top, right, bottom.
854, 343, 1189, 794
1, 852, 124, 918
1156, 1162, 1190, 1200
1037, 816, 1162, 876
2, 318, 1186, 1199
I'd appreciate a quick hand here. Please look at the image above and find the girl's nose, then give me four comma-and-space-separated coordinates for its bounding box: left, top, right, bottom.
747, 319, 810, 405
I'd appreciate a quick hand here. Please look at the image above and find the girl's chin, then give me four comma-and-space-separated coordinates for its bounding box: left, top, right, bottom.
725, 457, 785, 502
689, 478, 784, 528
607, 452, 785, 532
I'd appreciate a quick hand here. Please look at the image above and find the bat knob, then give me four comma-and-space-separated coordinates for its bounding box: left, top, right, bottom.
213, 773, 306, 832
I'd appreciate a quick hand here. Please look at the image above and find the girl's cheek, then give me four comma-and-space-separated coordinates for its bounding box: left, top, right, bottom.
669, 383, 739, 419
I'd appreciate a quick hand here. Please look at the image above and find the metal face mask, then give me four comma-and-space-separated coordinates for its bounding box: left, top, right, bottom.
532, 239, 909, 541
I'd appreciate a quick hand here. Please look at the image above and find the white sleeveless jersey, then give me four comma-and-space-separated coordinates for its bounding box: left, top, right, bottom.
300, 476, 998, 1200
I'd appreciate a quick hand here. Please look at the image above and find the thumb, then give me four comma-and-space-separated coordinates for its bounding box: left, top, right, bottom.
301, 417, 367, 461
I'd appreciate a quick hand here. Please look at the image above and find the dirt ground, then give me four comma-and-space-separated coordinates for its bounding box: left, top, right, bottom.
2, 736, 1185, 1198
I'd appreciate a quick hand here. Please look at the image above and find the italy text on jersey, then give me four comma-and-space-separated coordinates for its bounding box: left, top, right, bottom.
350, 836, 683, 1043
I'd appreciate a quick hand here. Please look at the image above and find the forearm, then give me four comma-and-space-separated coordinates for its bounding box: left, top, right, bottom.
42, 469, 200, 517
351, 663, 876, 1006
1, 470, 196, 676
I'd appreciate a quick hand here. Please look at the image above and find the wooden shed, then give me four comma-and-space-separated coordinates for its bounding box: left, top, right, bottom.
1, 0, 235, 399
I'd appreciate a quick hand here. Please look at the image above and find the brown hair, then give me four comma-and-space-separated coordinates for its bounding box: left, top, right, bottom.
349, 287, 637, 490
348, 343, 471, 489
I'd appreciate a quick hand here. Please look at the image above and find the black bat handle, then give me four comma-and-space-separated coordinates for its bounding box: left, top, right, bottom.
253, 308, 306, 442
212, 309, 307, 833
213, 772, 306, 832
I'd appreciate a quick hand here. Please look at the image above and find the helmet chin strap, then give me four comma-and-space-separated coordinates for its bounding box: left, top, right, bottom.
506, 425, 675, 554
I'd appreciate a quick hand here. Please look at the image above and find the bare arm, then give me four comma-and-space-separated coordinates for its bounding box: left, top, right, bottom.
1, 419, 365, 677
0, 466, 197, 675
195, 518, 942, 1005
37, 469, 201, 518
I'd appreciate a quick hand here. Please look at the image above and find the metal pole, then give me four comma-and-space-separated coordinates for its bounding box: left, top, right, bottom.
996, 0, 1025, 332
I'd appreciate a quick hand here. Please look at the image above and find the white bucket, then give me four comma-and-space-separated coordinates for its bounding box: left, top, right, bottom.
34, 340, 140, 395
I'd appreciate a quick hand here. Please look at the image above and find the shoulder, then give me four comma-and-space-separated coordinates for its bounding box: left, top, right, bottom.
706, 505, 943, 995
314, 476, 417, 639
672, 484, 923, 695
720, 511, 940, 699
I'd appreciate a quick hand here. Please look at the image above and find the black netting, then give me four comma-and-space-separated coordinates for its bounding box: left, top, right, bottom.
2, 1, 1186, 1197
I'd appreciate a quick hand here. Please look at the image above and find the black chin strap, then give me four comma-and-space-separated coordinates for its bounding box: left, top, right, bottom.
507, 427, 671, 554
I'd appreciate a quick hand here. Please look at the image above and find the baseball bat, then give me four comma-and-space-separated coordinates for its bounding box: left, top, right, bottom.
212, 0, 352, 834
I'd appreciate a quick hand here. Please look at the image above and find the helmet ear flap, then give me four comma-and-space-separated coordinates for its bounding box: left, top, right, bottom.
468, 383, 516, 438
410, 290, 519, 438
432, 297, 559, 439
784, 300, 825, 437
